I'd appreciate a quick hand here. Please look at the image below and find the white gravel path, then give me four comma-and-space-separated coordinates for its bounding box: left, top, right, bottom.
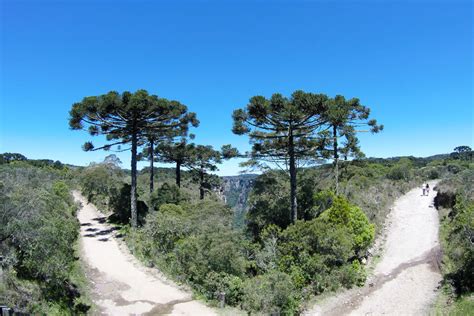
73, 191, 217, 316
305, 180, 442, 316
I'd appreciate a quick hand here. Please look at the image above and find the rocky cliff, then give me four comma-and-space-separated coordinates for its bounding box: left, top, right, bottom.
219, 174, 258, 226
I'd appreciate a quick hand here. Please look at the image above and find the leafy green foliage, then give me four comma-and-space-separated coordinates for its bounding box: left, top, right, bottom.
321, 196, 375, 254
246, 171, 292, 236
150, 183, 189, 210
233, 91, 383, 223
78, 162, 124, 210
0, 163, 89, 314
311, 189, 336, 218
386, 157, 413, 181
232, 91, 329, 167
241, 270, 300, 315
109, 183, 148, 225
273, 196, 372, 291
436, 170, 474, 293
127, 200, 246, 280
433, 165, 473, 313
444, 197, 474, 293
202, 271, 244, 306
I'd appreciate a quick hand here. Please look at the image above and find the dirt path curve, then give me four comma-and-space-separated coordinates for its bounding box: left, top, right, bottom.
305, 180, 442, 316
73, 191, 217, 316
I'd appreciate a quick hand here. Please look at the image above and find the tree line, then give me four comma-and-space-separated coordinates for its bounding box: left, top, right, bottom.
69, 89, 382, 227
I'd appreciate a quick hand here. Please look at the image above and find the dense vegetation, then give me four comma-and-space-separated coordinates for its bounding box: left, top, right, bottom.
125, 190, 373, 314
0, 159, 91, 314
3, 143, 471, 315
432, 152, 473, 314
74, 148, 471, 314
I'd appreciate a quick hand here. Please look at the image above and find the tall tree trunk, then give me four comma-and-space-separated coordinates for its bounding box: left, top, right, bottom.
333, 125, 339, 195
130, 132, 138, 227
176, 161, 181, 188
149, 140, 154, 194
288, 130, 298, 223
199, 166, 205, 200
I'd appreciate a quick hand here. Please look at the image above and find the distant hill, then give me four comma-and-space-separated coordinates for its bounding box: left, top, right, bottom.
365, 153, 451, 164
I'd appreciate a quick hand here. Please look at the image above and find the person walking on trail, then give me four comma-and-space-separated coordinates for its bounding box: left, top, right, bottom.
422, 185, 426, 196
426, 183, 430, 195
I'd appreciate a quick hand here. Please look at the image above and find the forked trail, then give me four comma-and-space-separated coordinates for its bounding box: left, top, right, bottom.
73, 191, 216, 315
75, 180, 442, 315
305, 180, 442, 315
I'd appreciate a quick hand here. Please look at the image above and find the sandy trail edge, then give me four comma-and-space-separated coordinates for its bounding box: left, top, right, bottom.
73, 191, 217, 316
304, 180, 442, 316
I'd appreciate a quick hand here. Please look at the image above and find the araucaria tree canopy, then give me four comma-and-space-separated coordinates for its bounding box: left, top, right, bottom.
323, 95, 383, 193
69, 89, 197, 227
232, 90, 382, 223
232, 91, 330, 222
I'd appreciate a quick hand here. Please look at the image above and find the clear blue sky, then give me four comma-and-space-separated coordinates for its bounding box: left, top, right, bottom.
1, 0, 472, 175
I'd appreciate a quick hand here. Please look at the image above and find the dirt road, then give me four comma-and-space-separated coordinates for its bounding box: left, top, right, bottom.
305, 180, 442, 315
73, 191, 216, 316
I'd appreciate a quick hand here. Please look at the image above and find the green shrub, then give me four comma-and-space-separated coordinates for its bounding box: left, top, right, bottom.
150, 183, 188, 210
79, 163, 124, 210
126, 200, 249, 306
339, 260, 366, 288
241, 270, 299, 315
423, 167, 440, 180
321, 196, 375, 254
254, 225, 281, 273
447, 163, 462, 174
310, 190, 336, 218
173, 229, 248, 281
246, 171, 292, 238
279, 220, 353, 268
141, 206, 190, 254
202, 271, 244, 305
435, 167, 473, 312
443, 197, 474, 293
0, 164, 88, 314
387, 165, 411, 181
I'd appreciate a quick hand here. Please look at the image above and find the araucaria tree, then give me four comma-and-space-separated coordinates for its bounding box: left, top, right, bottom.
323, 95, 383, 193
142, 105, 198, 193
188, 144, 238, 199
451, 145, 472, 161
232, 91, 329, 223
153, 137, 196, 188
69, 90, 196, 227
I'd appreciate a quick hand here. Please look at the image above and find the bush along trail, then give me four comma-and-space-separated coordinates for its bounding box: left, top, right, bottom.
73, 191, 216, 315
305, 180, 442, 315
